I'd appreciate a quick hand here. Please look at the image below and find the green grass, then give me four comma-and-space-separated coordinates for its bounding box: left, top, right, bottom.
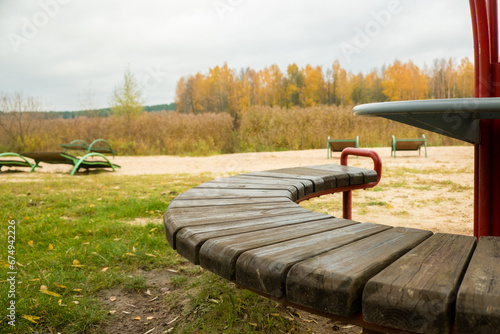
0, 173, 312, 334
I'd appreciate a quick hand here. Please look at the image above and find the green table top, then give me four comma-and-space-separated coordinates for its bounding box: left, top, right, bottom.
353, 98, 500, 143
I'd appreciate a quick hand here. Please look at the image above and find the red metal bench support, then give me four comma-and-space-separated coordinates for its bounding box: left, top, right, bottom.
341, 148, 383, 220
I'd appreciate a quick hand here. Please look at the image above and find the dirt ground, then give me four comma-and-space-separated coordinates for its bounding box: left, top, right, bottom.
4, 146, 476, 333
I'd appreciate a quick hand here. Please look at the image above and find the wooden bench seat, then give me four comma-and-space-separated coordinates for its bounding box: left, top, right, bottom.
392, 134, 427, 158
327, 136, 359, 159
163, 152, 499, 334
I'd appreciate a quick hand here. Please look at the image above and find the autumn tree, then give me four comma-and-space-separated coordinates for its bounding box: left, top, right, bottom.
331, 60, 351, 105
303, 65, 325, 106
256, 64, 284, 107
111, 66, 144, 138
382, 60, 428, 101
0, 92, 43, 151
456, 57, 474, 97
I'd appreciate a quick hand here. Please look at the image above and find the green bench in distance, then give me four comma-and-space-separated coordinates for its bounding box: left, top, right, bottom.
327, 136, 359, 159
391, 134, 427, 158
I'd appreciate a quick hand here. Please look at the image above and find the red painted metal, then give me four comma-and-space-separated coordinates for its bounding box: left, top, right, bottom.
294, 148, 382, 221
470, 0, 500, 238
341, 148, 382, 220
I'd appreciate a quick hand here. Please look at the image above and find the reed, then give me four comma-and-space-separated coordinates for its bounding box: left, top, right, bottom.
0, 106, 463, 155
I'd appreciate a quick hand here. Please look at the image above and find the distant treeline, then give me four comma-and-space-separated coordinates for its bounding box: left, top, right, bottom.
0, 105, 464, 156
175, 58, 474, 115
41, 103, 177, 119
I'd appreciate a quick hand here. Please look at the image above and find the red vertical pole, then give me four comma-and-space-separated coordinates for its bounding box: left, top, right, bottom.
471, 0, 500, 238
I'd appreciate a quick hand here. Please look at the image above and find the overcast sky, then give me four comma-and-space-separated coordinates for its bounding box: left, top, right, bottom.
0, 0, 474, 111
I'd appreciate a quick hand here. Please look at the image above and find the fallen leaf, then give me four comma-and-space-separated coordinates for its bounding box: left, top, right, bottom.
40, 290, 62, 297
90, 204, 95, 207
122, 311, 130, 314
40, 285, 48, 291
72, 301, 79, 304
145, 253, 156, 257
22, 315, 41, 323
48, 244, 54, 250
147, 316, 154, 320
144, 289, 152, 296
58, 299, 67, 306
109, 310, 116, 314
73, 288, 82, 292
28, 240, 34, 247
149, 228, 157, 232
54, 283, 66, 288
133, 316, 141, 320
123, 252, 136, 257
110, 296, 116, 302
249, 322, 258, 327
71, 259, 85, 267
102, 267, 109, 272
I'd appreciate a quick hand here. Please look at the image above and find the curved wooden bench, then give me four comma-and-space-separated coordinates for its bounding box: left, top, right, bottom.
163, 149, 499, 334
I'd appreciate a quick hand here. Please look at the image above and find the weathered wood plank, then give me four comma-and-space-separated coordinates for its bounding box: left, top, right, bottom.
264, 167, 338, 190
306, 164, 378, 184
242, 173, 315, 196
196, 181, 299, 201
177, 211, 334, 264
209, 175, 308, 199
234, 223, 391, 297
456, 236, 500, 334
176, 212, 332, 264
362, 233, 476, 334
175, 187, 294, 200
246, 171, 324, 192
168, 196, 291, 209
164, 202, 307, 248
286, 227, 432, 316
199, 218, 361, 281
306, 164, 366, 185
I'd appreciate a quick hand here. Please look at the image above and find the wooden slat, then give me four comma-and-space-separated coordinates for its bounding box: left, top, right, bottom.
286, 227, 432, 316
196, 181, 299, 201
175, 187, 294, 200
168, 196, 291, 209
265, 167, 338, 189
164, 202, 307, 248
396, 141, 424, 150
176, 211, 334, 264
456, 236, 500, 334
246, 171, 324, 192
306, 164, 364, 185
306, 164, 378, 184
209, 175, 308, 199
234, 223, 391, 297
199, 218, 361, 281
362, 233, 476, 334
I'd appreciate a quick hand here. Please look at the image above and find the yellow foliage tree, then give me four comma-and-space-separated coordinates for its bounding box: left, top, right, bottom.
382, 60, 428, 101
